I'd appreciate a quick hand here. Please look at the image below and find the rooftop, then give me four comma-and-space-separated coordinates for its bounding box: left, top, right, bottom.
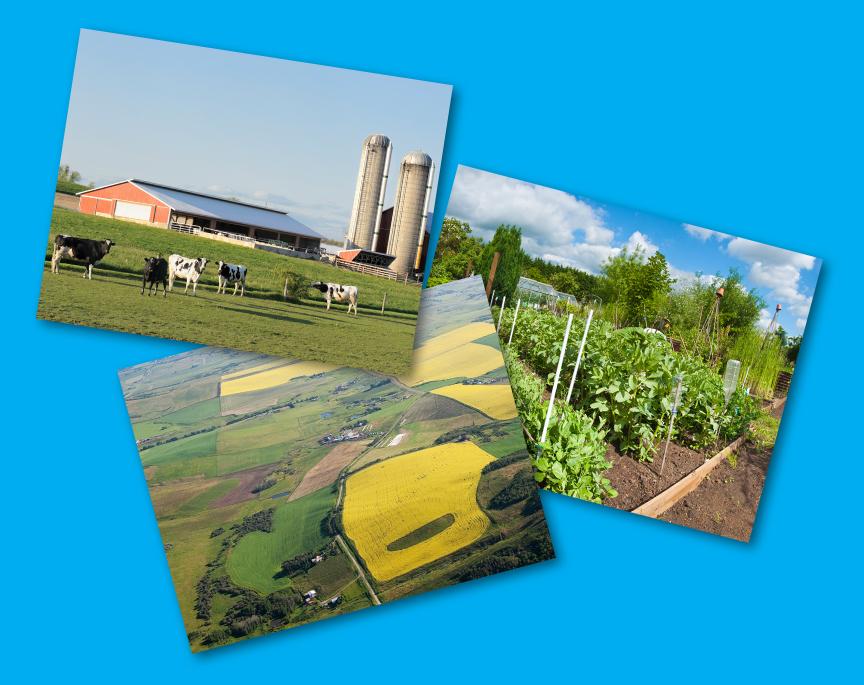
80, 179, 322, 239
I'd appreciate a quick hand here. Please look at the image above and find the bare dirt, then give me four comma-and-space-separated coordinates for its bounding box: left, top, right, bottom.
603, 442, 706, 511
289, 440, 370, 501
659, 441, 772, 542
659, 402, 784, 542
212, 464, 275, 507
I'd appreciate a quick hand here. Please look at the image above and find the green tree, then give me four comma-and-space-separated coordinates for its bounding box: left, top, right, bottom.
427, 217, 484, 287
600, 248, 673, 326
478, 225, 524, 301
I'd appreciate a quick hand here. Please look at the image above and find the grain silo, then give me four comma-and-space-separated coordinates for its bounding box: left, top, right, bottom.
387, 151, 434, 274
344, 134, 392, 250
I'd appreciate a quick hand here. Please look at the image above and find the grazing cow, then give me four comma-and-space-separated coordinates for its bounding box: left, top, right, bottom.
51, 235, 113, 279
168, 254, 208, 295
310, 281, 358, 316
141, 256, 169, 297
216, 261, 247, 296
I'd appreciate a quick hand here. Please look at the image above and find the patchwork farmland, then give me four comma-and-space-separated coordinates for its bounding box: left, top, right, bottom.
38, 208, 420, 375
120, 276, 553, 651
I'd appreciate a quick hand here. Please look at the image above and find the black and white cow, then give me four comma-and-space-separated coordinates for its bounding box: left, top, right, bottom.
141, 256, 169, 297
216, 261, 247, 296
51, 234, 113, 279
310, 281, 358, 316
168, 254, 208, 295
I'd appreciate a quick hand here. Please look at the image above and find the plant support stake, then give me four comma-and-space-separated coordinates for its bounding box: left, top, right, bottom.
540, 313, 574, 446
659, 374, 684, 477
565, 309, 593, 405
381, 292, 386, 314
490, 288, 495, 306
496, 295, 507, 332
507, 299, 521, 345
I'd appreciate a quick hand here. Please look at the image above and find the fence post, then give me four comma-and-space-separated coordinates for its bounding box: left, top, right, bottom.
540, 313, 574, 445
496, 295, 506, 332
564, 309, 594, 404
507, 299, 521, 345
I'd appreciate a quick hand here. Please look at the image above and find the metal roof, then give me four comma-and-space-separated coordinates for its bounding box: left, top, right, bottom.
81, 179, 322, 239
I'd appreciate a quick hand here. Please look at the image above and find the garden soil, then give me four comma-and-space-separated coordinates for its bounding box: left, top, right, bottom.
602, 442, 705, 512
659, 402, 784, 542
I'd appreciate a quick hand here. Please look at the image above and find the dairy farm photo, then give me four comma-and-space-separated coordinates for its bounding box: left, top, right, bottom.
39, 30, 452, 375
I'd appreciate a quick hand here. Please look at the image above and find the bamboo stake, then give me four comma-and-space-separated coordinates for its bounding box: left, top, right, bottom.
507, 299, 521, 345
496, 295, 506, 332
540, 313, 573, 446
659, 374, 684, 477
565, 309, 593, 404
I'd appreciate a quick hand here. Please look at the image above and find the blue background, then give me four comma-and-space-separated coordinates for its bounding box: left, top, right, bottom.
3, 2, 860, 681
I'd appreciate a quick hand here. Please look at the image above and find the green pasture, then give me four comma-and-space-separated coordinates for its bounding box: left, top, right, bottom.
226, 488, 336, 595
38, 209, 420, 374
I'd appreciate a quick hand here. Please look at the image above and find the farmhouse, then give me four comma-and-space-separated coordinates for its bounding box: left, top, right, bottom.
77, 179, 322, 253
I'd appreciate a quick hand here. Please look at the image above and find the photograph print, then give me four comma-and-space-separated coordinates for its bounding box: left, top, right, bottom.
39, 30, 452, 375
119, 275, 553, 651
430, 165, 822, 542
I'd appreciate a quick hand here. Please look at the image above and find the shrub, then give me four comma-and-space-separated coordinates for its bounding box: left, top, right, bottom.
282, 270, 308, 302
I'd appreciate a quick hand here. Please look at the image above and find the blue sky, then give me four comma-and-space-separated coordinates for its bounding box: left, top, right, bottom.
446, 166, 821, 335
59, 30, 451, 240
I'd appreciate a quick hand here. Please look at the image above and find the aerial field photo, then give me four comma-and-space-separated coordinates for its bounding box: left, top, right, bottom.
38, 30, 452, 374
431, 166, 822, 542
119, 276, 553, 651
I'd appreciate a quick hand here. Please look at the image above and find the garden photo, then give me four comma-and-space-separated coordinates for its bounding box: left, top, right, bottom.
430, 166, 822, 541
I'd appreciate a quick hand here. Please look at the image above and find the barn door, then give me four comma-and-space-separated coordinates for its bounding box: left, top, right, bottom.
114, 200, 153, 222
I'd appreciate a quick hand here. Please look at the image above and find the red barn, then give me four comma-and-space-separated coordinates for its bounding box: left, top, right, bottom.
76, 179, 321, 251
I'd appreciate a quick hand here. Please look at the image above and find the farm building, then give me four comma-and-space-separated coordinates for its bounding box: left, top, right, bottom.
76, 179, 322, 252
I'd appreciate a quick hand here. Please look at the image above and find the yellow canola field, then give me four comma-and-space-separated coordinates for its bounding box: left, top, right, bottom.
343, 442, 494, 581
431, 383, 518, 420
220, 360, 336, 396
400, 321, 501, 386
221, 359, 293, 381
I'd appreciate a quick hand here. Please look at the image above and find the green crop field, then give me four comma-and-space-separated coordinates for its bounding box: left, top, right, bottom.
226, 488, 336, 594
38, 209, 420, 375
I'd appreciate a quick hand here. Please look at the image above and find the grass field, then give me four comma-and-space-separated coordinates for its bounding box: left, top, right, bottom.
226, 488, 336, 594
38, 208, 420, 374
342, 442, 494, 582
431, 383, 519, 420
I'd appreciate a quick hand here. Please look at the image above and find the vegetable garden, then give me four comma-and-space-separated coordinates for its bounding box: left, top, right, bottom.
495, 302, 777, 510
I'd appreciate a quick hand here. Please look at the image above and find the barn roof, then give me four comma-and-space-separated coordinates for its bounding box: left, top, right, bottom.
80, 179, 322, 239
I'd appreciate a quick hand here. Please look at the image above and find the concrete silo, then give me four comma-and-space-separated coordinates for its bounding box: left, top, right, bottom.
387, 151, 434, 275
344, 134, 392, 250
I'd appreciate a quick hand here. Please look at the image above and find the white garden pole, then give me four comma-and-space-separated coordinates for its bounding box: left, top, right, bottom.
381, 292, 387, 314
507, 299, 521, 345
490, 288, 496, 305
564, 309, 594, 405
496, 295, 507, 332
540, 313, 574, 446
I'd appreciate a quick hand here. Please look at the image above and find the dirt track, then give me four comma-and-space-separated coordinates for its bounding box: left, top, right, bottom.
289, 440, 370, 501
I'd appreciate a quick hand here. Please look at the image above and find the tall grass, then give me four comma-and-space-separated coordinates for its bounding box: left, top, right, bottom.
726, 329, 787, 398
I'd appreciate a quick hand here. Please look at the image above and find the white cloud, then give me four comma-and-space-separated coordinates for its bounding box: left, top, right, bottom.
447, 166, 616, 273
725, 238, 817, 334
684, 224, 732, 242
625, 230, 658, 257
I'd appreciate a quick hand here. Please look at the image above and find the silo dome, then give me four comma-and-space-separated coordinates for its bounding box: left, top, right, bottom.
402, 151, 433, 167
364, 133, 391, 147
